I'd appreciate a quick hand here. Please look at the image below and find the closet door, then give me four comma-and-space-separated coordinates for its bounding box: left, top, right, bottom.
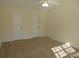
33, 15, 39, 37
13, 12, 23, 40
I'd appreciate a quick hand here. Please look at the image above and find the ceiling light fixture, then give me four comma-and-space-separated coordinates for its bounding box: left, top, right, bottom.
42, 1, 49, 7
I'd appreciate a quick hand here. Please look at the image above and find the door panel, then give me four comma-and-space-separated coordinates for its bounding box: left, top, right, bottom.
13, 13, 23, 40
33, 15, 39, 37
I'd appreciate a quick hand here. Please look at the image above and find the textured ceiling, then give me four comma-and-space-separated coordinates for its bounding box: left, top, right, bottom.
0, 0, 51, 11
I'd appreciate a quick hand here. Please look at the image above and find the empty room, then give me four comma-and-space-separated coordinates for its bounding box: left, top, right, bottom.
0, 0, 79, 58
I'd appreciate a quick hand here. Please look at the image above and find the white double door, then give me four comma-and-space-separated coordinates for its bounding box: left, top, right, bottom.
13, 13, 23, 40
13, 13, 39, 40
33, 16, 39, 37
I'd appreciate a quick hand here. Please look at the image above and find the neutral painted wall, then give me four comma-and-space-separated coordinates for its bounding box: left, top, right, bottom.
0, 5, 46, 44
0, 6, 5, 46
46, 0, 79, 48
0, 6, 2, 45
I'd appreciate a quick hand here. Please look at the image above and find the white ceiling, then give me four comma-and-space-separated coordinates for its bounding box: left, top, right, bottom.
0, 0, 51, 11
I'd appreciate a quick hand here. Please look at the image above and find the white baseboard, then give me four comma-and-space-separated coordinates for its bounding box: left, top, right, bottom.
23, 33, 46, 39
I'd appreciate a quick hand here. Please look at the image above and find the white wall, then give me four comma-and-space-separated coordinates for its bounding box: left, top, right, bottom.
0, 6, 2, 47
46, 0, 79, 49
